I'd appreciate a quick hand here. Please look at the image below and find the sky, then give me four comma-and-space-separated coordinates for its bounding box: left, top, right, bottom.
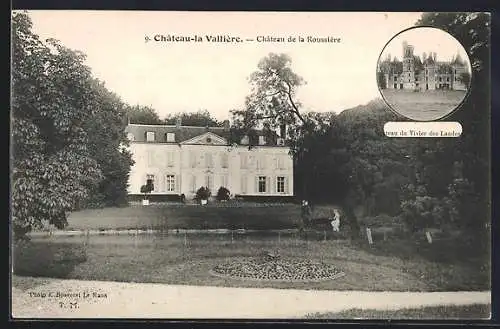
22, 11, 424, 121
380, 26, 471, 68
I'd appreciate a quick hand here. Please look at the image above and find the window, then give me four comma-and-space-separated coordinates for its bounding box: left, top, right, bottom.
240, 154, 248, 169
258, 135, 266, 145
166, 175, 175, 192
241, 135, 249, 145
205, 175, 213, 191
241, 177, 247, 194
221, 175, 228, 188
258, 176, 267, 193
146, 131, 155, 142
190, 175, 197, 193
277, 176, 285, 193
190, 152, 197, 168
257, 156, 266, 170
146, 174, 155, 191
276, 156, 285, 170
166, 133, 175, 142
447, 77, 450, 82
205, 153, 213, 168
221, 153, 229, 168
167, 152, 174, 167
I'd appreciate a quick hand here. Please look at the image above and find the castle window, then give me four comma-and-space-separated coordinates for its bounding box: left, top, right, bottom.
166, 175, 175, 192
146, 174, 155, 191
277, 176, 285, 193
257, 156, 266, 170
240, 155, 248, 169
146, 131, 155, 142
205, 152, 214, 168
205, 175, 213, 191
167, 152, 174, 167
221, 175, 228, 188
166, 132, 175, 142
221, 153, 229, 168
258, 176, 267, 193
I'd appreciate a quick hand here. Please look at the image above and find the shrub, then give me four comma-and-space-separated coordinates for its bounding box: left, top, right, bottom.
140, 183, 153, 200
216, 187, 231, 201
195, 186, 211, 201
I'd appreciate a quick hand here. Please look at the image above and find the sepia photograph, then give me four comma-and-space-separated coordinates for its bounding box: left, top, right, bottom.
377, 26, 472, 121
10, 11, 491, 320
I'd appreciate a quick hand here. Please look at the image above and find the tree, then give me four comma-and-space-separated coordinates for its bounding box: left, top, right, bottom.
415, 12, 491, 234
230, 53, 307, 150
127, 105, 163, 125
11, 11, 102, 237
164, 109, 222, 127
81, 80, 134, 208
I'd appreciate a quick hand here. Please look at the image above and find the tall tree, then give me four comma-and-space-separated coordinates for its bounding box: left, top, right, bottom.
127, 105, 163, 125
414, 12, 491, 233
82, 80, 134, 208
230, 53, 307, 150
11, 11, 102, 237
164, 109, 222, 127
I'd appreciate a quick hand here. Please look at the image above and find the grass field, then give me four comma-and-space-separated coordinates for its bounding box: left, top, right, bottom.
64, 202, 302, 231
382, 89, 467, 121
305, 304, 491, 319
12, 231, 490, 292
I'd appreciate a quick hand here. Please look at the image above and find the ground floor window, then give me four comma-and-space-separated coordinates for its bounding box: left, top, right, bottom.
258, 176, 267, 193
190, 175, 197, 193
277, 176, 285, 193
146, 174, 155, 191
166, 175, 175, 192
205, 175, 213, 191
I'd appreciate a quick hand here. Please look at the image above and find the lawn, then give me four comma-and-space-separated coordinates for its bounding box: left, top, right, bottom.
64, 202, 302, 231
381, 89, 467, 121
304, 304, 491, 319
12, 231, 490, 292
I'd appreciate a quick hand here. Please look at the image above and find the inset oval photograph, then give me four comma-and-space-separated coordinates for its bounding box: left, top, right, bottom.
377, 27, 471, 121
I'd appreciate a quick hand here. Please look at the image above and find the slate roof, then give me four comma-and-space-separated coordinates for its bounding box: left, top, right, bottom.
125, 124, 279, 146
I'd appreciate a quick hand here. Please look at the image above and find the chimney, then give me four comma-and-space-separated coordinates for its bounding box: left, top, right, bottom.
176, 117, 182, 129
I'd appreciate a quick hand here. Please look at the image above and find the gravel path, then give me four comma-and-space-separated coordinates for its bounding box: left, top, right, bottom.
11, 277, 491, 319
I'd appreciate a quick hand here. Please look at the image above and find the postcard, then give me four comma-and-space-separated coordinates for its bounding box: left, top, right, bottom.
10, 10, 492, 320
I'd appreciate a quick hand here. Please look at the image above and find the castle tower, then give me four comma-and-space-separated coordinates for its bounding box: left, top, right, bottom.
402, 41, 415, 89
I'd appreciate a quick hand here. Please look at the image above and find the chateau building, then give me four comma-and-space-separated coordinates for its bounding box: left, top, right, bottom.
378, 41, 469, 91
125, 120, 294, 201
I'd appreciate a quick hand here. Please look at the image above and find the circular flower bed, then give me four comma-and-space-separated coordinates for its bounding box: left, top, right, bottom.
210, 257, 345, 282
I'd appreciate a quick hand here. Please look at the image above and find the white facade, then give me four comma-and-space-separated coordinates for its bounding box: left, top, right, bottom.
126, 125, 294, 199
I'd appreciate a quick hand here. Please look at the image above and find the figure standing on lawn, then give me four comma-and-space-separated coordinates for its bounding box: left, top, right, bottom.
331, 208, 341, 232
299, 200, 312, 233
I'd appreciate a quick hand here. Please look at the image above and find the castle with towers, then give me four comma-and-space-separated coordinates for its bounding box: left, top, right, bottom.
378, 41, 470, 92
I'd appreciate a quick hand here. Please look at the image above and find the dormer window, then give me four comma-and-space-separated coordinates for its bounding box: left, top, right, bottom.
166, 132, 175, 142
241, 135, 249, 145
146, 131, 155, 142
258, 135, 266, 145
